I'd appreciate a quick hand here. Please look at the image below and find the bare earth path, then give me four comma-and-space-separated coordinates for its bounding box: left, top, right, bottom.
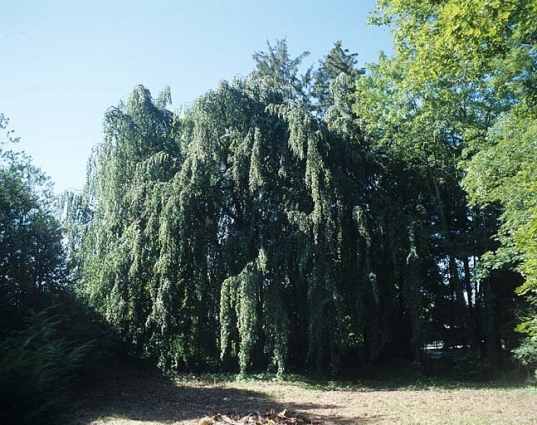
70, 366, 537, 425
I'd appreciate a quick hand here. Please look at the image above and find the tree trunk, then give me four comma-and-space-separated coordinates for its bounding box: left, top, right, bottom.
483, 277, 502, 369
429, 168, 478, 347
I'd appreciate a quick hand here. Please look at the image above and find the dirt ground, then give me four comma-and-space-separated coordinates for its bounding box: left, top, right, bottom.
69, 365, 537, 425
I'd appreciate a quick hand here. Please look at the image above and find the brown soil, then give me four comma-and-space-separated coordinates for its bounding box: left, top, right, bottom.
69, 365, 537, 425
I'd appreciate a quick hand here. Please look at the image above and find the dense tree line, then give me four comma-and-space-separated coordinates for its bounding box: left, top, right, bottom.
62, 2, 536, 375
3, 1, 536, 389
370, 0, 537, 370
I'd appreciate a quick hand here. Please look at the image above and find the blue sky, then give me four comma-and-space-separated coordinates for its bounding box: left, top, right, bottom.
0, 0, 393, 194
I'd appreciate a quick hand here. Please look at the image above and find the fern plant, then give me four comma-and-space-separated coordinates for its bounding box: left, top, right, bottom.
0, 308, 90, 425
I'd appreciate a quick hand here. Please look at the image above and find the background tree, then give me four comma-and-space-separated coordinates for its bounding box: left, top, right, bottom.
0, 117, 90, 425
313, 40, 364, 116
0, 150, 64, 311
371, 0, 537, 367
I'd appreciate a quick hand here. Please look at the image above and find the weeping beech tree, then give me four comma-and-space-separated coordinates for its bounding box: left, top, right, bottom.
62, 86, 184, 362
65, 41, 446, 373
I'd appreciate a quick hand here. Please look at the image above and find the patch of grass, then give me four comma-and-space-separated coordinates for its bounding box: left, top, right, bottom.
290, 373, 537, 393
70, 365, 537, 425
280, 364, 537, 391
170, 368, 537, 393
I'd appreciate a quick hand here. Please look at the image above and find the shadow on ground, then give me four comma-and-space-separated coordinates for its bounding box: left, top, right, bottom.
69, 364, 381, 424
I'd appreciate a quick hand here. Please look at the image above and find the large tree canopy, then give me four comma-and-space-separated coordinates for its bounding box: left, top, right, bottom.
65, 41, 451, 374
64, 30, 533, 375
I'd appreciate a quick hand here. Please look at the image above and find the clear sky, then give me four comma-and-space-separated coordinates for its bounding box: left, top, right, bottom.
0, 0, 393, 194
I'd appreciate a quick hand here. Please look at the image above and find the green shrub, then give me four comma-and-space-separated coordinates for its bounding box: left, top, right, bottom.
0, 308, 90, 425
512, 338, 537, 379
444, 348, 491, 379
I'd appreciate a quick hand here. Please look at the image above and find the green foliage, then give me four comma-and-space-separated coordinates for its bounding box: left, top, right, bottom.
61, 86, 184, 366
0, 309, 89, 424
252, 39, 311, 102
512, 336, 537, 374
0, 150, 65, 309
444, 348, 492, 380
65, 41, 442, 375
0, 114, 20, 144
372, 0, 537, 90
367, 0, 537, 367
0, 116, 98, 423
354, 51, 485, 355
463, 110, 537, 278
313, 40, 364, 116
64, 30, 532, 377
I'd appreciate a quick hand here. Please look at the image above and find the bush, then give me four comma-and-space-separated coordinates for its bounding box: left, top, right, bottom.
0, 308, 90, 425
444, 348, 491, 380
512, 338, 537, 380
